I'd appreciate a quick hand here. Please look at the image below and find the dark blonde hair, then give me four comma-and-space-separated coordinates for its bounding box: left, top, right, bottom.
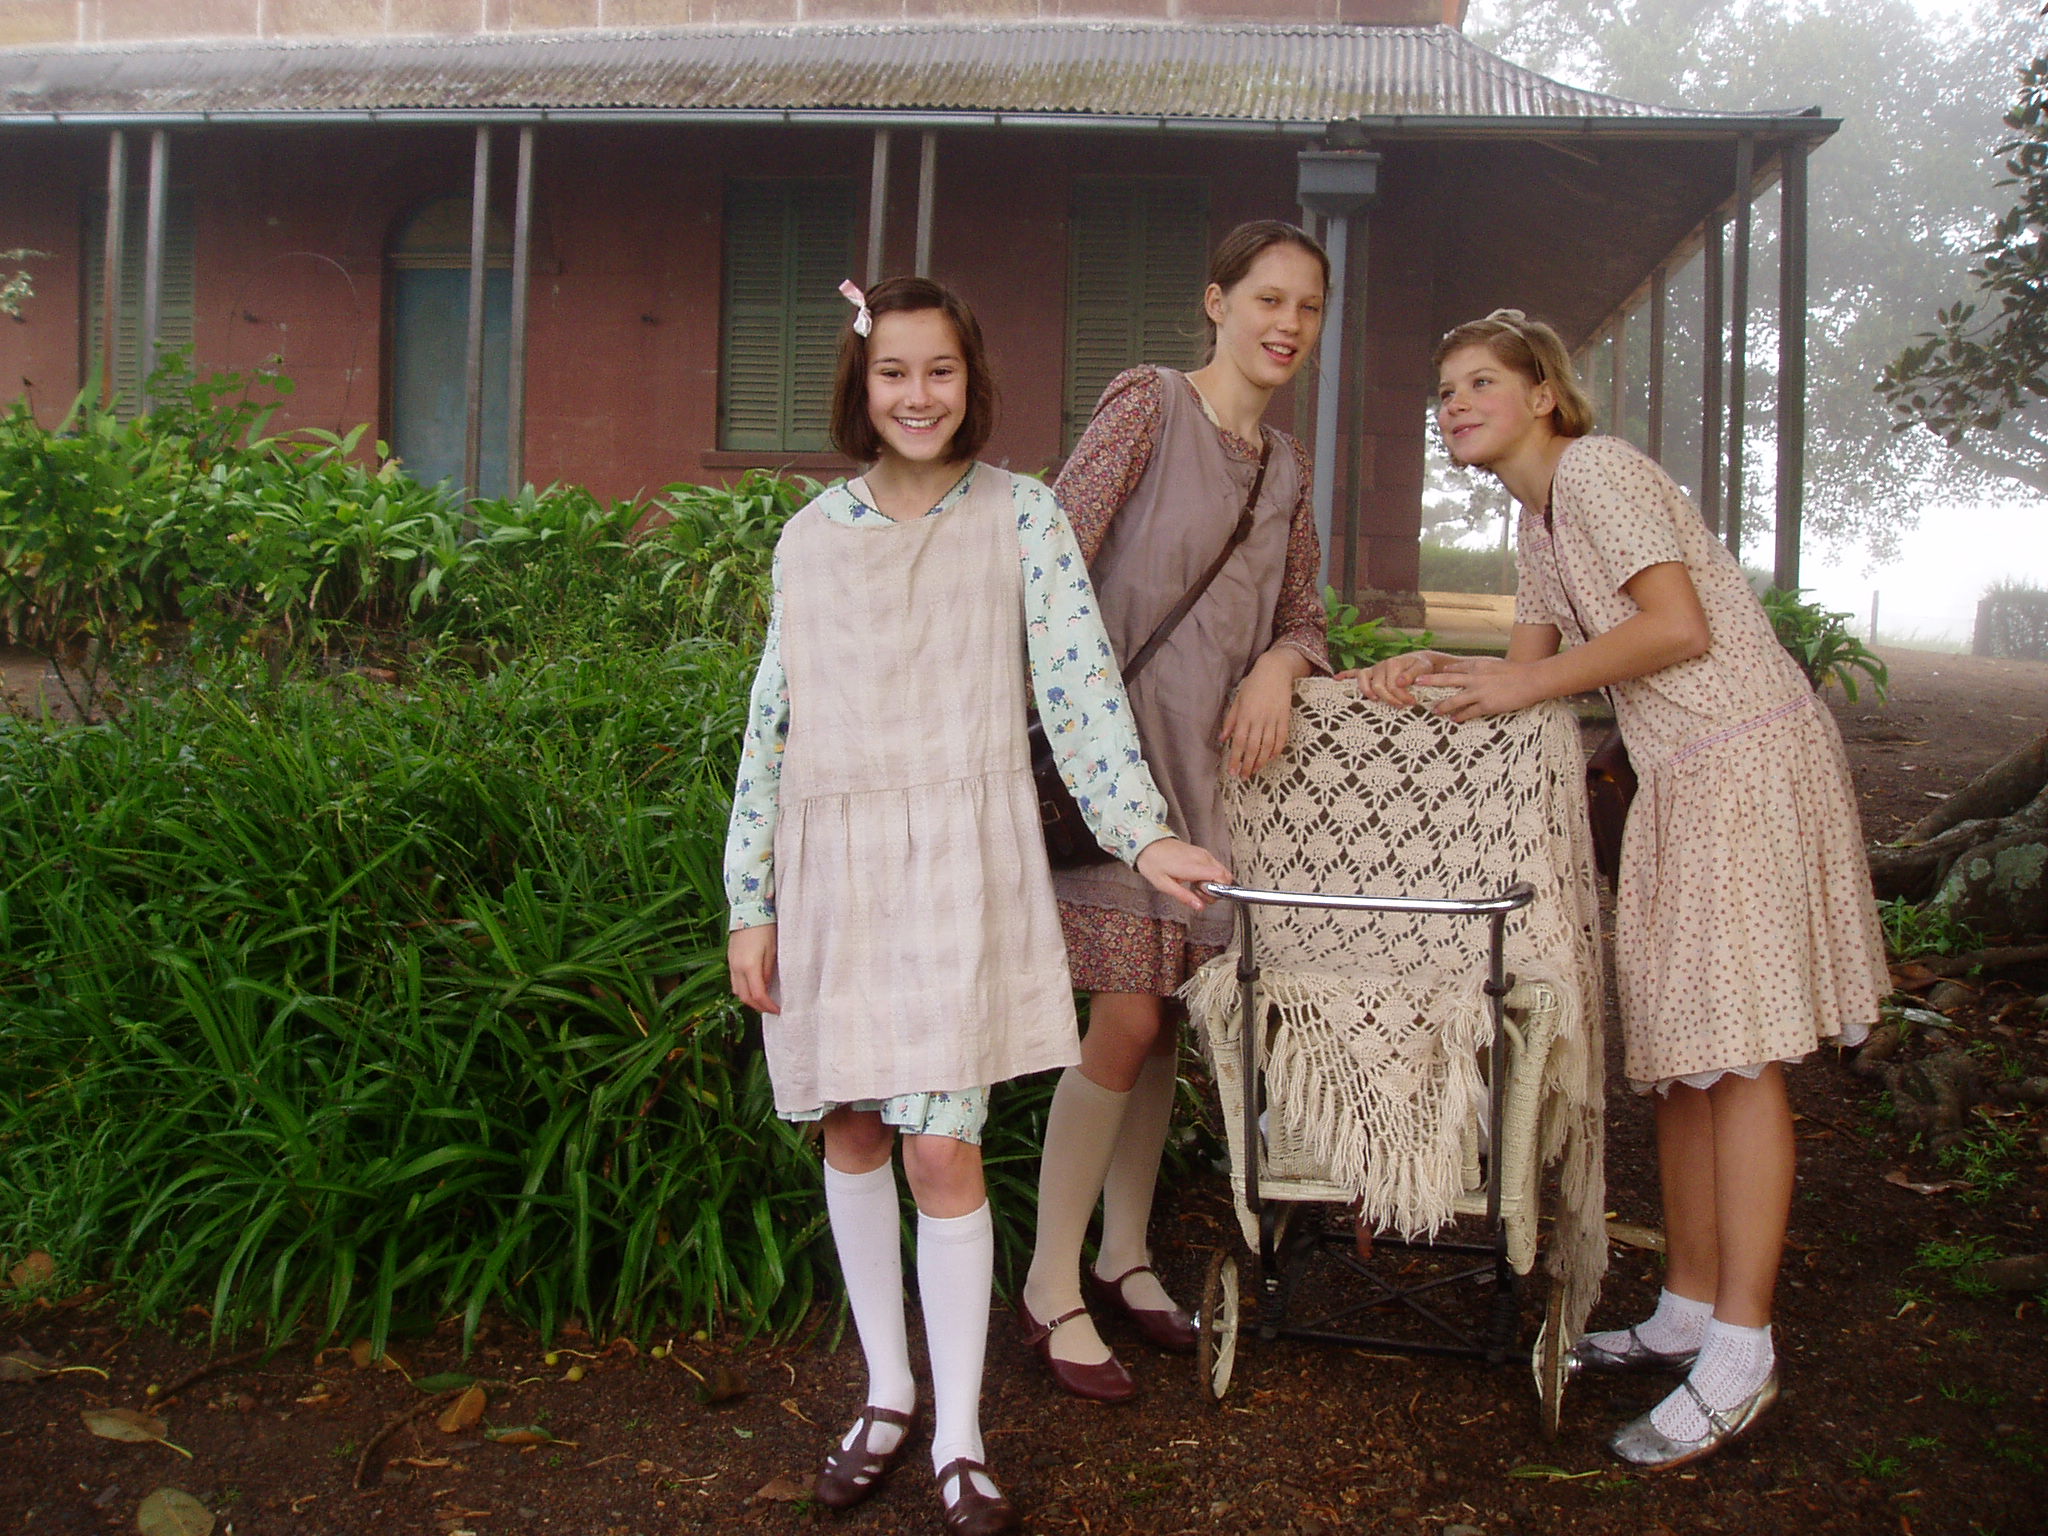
1432, 310, 1596, 439
1202, 220, 1330, 360
829, 276, 997, 464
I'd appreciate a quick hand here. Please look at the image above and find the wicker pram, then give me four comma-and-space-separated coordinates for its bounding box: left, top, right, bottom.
1179, 680, 1609, 1433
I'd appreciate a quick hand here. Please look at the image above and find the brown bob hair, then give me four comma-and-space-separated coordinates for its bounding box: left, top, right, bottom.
828, 276, 997, 464
1201, 220, 1330, 360
1431, 309, 1597, 439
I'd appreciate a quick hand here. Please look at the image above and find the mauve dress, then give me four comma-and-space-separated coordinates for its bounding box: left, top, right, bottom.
1053, 366, 1331, 995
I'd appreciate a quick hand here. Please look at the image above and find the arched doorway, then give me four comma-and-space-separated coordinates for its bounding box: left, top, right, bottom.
387, 197, 510, 497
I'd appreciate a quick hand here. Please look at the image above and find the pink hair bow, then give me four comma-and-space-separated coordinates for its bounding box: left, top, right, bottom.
838, 279, 873, 337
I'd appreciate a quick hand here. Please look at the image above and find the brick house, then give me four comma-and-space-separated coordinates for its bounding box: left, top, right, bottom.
0, 0, 1833, 609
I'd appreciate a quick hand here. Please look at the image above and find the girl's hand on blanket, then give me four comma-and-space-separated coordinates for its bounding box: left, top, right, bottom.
727, 922, 781, 1014
1220, 651, 1300, 778
1135, 837, 1233, 912
1346, 650, 1453, 708
1415, 657, 1545, 722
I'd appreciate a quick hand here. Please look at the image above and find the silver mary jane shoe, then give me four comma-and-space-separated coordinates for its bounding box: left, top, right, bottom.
1565, 1326, 1700, 1376
1608, 1371, 1779, 1472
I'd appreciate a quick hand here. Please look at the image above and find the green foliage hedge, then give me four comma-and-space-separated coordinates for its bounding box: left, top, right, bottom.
0, 368, 1081, 1351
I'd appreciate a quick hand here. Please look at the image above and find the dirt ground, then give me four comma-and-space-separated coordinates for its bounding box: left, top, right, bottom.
5, 647, 2048, 1536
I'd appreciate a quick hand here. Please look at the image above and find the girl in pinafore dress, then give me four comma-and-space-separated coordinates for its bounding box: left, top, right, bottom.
1021, 222, 1333, 1400
1360, 311, 1889, 1471
724, 277, 1228, 1535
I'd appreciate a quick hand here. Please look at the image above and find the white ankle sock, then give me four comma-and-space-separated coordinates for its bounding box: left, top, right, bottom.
824, 1160, 915, 1455
1022, 1067, 1127, 1366
1094, 1052, 1179, 1316
919, 1203, 1000, 1502
1651, 1318, 1775, 1441
1584, 1287, 1713, 1357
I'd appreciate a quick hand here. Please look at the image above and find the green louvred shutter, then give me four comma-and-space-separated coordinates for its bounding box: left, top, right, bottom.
82, 190, 197, 419
720, 179, 857, 453
1064, 178, 1210, 452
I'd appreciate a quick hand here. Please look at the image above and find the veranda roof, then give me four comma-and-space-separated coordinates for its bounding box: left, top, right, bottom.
0, 21, 1821, 135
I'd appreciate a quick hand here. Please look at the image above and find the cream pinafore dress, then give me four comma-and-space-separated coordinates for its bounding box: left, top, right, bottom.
764, 466, 1081, 1117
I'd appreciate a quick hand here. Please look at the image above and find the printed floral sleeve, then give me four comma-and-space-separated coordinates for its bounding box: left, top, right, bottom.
1052, 366, 1163, 563
723, 549, 787, 930
1014, 476, 1174, 864
1269, 433, 1333, 673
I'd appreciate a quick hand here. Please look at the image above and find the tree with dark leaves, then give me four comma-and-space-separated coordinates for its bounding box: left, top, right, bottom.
1881, 51, 2048, 493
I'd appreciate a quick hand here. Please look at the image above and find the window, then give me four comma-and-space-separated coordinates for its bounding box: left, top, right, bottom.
1064, 178, 1210, 451
720, 179, 859, 453
82, 189, 196, 418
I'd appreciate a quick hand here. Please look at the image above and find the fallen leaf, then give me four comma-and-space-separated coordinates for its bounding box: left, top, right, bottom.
436, 1385, 487, 1433
412, 1372, 477, 1394
348, 1339, 402, 1372
696, 1363, 746, 1406
753, 1475, 810, 1503
7, 1250, 56, 1289
485, 1425, 575, 1447
136, 1486, 215, 1536
397, 1455, 453, 1469
1884, 1169, 1970, 1196
0, 1349, 58, 1381
81, 1408, 191, 1458
1604, 1221, 1666, 1253
778, 1397, 814, 1425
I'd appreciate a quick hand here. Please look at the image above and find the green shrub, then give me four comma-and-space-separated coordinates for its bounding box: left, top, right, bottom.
1416, 539, 1512, 595
1325, 587, 1437, 672
1760, 587, 1890, 702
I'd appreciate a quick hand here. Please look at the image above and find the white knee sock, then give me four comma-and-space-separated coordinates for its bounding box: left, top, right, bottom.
824, 1161, 915, 1455
1094, 1051, 1180, 1314
1583, 1286, 1713, 1357
1651, 1318, 1775, 1441
1021, 1067, 1128, 1365
919, 1203, 1000, 1503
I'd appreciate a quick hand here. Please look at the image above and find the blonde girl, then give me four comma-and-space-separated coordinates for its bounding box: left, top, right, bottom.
1359, 310, 1888, 1470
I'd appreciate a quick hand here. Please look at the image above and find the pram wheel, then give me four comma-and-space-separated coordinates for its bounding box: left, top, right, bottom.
1194, 1248, 1240, 1403
1530, 1284, 1569, 1440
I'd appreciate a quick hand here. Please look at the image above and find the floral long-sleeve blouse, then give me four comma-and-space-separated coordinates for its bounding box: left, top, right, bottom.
723, 465, 1175, 930
1055, 365, 1332, 675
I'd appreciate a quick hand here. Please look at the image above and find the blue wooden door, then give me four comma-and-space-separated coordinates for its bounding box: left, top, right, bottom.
390, 267, 511, 498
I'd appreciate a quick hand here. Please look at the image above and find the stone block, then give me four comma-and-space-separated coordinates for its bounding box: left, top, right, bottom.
98, 0, 261, 38
0, 0, 78, 46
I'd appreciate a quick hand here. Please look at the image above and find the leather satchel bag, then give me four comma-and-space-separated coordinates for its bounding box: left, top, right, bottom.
1544, 500, 1637, 888
1029, 437, 1272, 868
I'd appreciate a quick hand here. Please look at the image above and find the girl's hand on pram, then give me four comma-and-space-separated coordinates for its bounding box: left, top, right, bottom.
1135, 837, 1232, 911
728, 922, 781, 1014
1415, 656, 1544, 722
1344, 650, 1454, 707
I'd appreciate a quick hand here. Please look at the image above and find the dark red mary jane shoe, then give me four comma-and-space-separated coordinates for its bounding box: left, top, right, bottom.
1016, 1298, 1136, 1403
1084, 1264, 1197, 1354
814, 1403, 918, 1511
936, 1456, 1021, 1535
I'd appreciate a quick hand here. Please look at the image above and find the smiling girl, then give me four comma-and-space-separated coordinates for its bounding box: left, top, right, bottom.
1359, 309, 1888, 1471
1022, 221, 1334, 1400
723, 276, 1227, 1533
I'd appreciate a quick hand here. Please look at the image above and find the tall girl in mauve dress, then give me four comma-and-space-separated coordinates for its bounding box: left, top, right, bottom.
724, 276, 1228, 1535
1360, 311, 1888, 1472
1020, 222, 1333, 1400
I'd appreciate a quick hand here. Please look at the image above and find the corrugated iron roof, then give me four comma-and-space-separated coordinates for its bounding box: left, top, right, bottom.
0, 21, 1814, 128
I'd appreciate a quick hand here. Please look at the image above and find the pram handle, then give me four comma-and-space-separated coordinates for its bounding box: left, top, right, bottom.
1198, 880, 1534, 917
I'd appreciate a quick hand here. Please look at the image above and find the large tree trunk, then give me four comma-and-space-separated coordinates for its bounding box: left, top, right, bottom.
1870, 731, 2048, 941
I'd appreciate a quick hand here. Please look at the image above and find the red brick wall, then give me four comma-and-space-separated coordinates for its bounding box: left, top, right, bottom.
0, 123, 1316, 504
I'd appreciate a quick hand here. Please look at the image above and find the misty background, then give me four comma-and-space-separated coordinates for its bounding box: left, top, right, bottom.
1427, 0, 2048, 647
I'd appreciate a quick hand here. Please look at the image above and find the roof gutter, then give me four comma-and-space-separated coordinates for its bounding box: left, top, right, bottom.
0, 106, 1837, 141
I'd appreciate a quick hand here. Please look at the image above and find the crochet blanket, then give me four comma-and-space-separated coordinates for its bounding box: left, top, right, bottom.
1181, 679, 1609, 1335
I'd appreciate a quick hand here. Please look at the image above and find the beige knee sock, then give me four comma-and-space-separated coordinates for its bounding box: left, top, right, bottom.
1022, 1066, 1128, 1366
1093, 1051, 1179, 1314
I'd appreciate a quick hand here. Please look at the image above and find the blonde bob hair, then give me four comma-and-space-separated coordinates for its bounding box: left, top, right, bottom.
1432, 310, 1596, 439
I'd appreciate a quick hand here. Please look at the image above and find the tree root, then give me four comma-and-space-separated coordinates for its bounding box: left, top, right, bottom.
152, 1346, 267, 1408
353, 1387, 465, 1491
